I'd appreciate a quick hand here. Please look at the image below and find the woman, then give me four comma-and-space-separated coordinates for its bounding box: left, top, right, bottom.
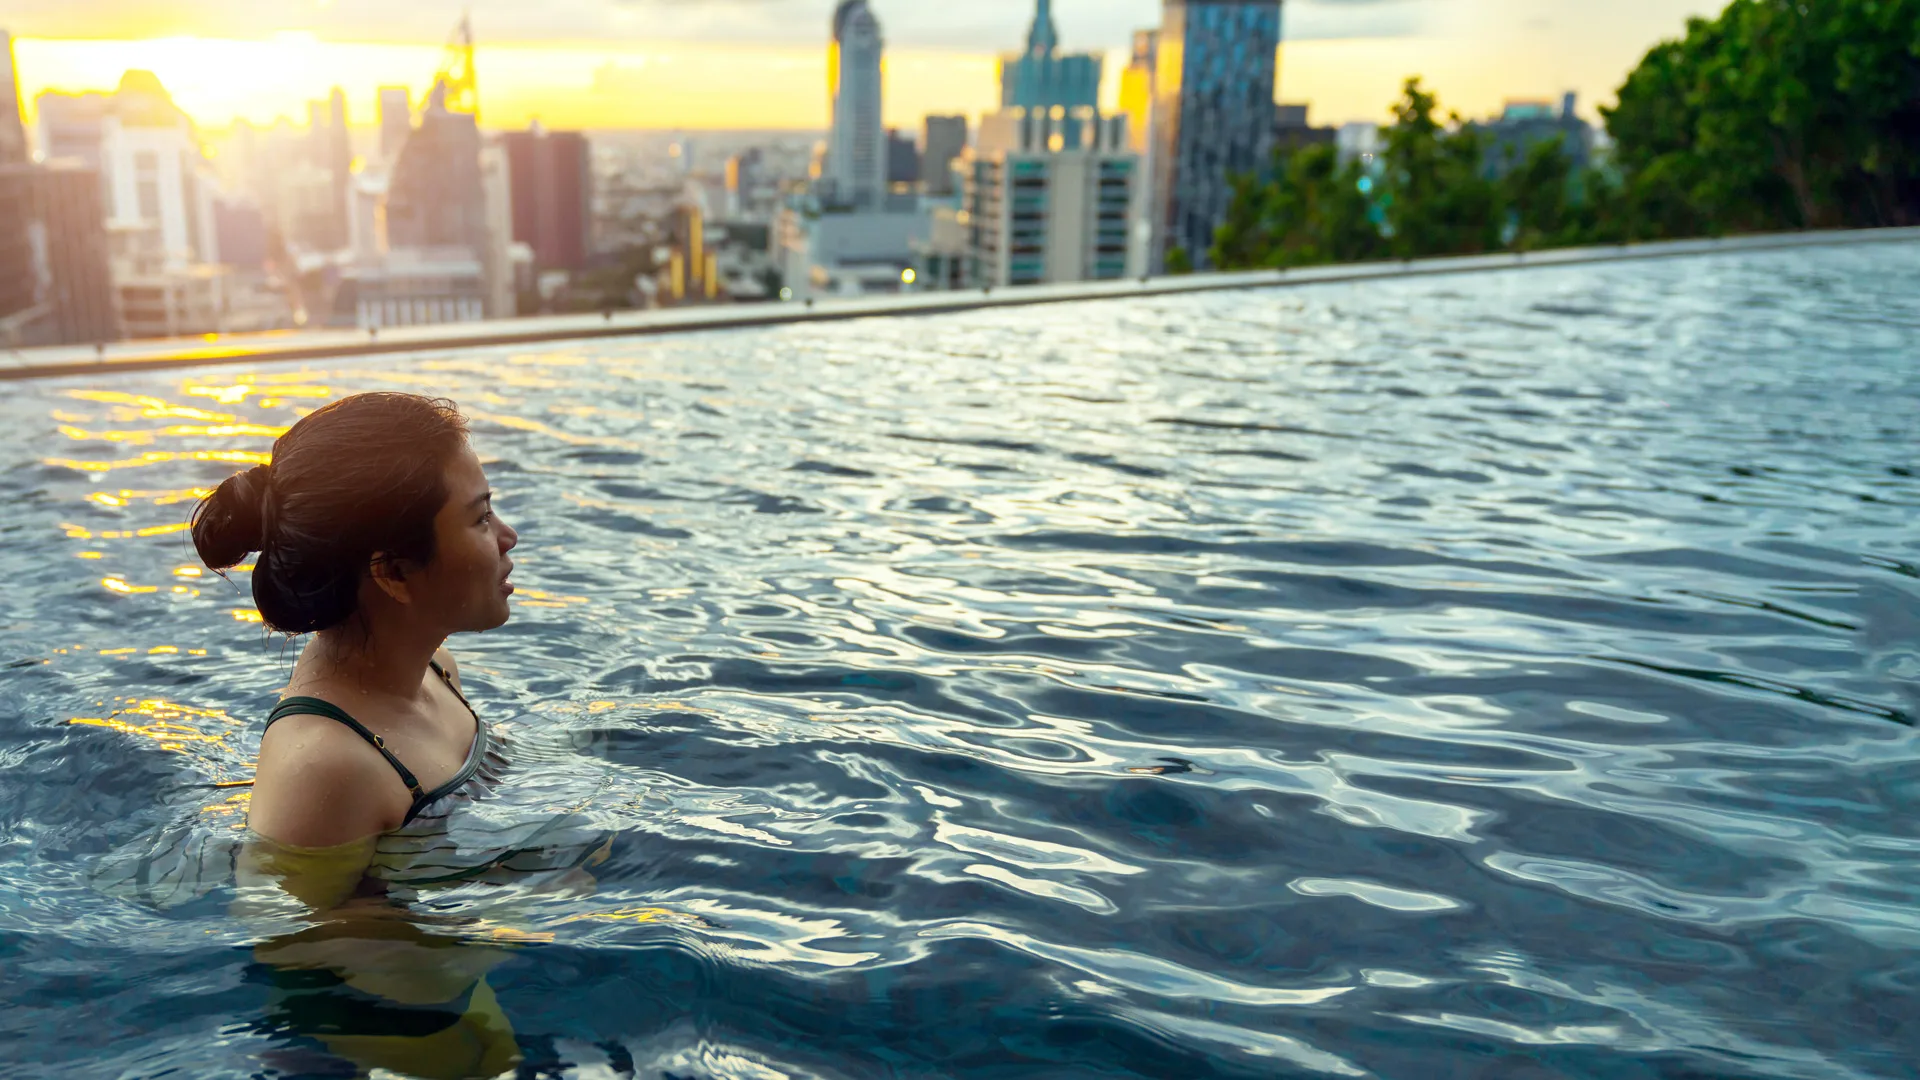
194, 391, 517, 859
192, 391, 527, 1078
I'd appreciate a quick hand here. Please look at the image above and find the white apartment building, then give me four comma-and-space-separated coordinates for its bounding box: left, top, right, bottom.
963, 108, 1142, 288
38, 73, 233, 339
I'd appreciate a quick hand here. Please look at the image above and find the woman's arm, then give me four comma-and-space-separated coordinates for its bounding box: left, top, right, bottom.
248, 716, 411, 848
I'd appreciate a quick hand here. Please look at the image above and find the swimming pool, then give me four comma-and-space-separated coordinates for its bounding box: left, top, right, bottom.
1, 244, 1916, 1078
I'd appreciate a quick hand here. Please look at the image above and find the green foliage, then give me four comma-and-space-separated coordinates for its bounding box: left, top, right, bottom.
1503, 138, 1574, 251
1212, 0, 1920, 270
1380, 79, 1503, 258
1605, 0, 1920, 231
1212, 144, 1382, 269
1165, 247, 1194, 275
1213, 78, 1563, 270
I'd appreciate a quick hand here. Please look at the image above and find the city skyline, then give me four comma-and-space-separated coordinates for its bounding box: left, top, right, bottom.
7, 0, 1722, 134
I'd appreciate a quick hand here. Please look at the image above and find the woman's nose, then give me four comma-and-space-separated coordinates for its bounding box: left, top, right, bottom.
501, 521, 519, 553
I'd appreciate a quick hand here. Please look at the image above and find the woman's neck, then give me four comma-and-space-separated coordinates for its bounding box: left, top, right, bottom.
305, 624, 443, 705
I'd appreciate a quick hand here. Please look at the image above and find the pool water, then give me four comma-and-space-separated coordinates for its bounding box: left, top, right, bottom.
1, 244, 1917, 1079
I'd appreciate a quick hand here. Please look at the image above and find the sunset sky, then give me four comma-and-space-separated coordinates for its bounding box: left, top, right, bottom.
6, 0, 1723, 133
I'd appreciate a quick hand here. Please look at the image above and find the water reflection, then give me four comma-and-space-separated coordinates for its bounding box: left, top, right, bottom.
3, 244, 1918, 1078
238, 839, 530, 1079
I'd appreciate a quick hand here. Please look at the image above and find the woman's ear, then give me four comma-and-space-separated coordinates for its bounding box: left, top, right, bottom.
368, 552, 414, 605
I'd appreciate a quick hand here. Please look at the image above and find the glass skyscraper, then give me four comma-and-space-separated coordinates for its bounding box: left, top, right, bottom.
999, 0, 1102, 114
1151, 0, 1283, 271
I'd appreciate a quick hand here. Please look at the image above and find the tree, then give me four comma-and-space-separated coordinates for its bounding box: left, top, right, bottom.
1212, 144, 1384, 269
1210, 0, 1918, 271
1605, 0, 1920, 232
1380, 79, 1504, 257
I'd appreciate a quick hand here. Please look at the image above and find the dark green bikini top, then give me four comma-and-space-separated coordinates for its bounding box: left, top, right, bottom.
264, 659, 487, 826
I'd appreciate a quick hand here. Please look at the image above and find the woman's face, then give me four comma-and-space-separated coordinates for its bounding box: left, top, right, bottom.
416, 445, 519, 633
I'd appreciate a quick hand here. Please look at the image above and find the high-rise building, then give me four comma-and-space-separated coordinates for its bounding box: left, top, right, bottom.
1273, 103, 1335, 154
0, 163, 121, 346
0, 166, 37, 334
999, 0, 1102, 113
827, 0, 886, 209
0, 31, 28, 165
378, 87, 413, 164
964, 110, 1141, 288
922, 115, 967, 197
499, 125, 592, 272
347, 20, 496, 330
1152, 0, 1283, 271
0, 31, 33, 340
292, 90, 351, 251
1477, 93, 1595, 175
1120, 31, 1158, 156
325, 88, 351, 250
32, 73, 260, 341
347, 171, 388, 259
886, 129, 920, 187
32, 162, 122, 344
73, 71, 221, 267
725, 148, 764, 217
479, 142, 516, 318
35, 91, 111, 167
386, 109, 485, 254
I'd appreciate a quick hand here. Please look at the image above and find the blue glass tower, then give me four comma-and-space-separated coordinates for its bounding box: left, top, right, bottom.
999, 0, 1102, 113
1152, 0, 1283, 271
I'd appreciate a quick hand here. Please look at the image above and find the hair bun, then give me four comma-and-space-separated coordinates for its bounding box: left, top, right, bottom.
190, 463, 275, 572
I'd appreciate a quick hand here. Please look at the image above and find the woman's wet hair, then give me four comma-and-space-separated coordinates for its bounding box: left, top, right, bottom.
192, 393, 471, 635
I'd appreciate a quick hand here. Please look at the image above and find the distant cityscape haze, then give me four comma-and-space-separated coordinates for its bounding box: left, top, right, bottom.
8, 0, 1722, 132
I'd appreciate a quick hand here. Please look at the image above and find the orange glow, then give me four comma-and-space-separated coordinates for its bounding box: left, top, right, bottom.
68, 522, 192, 542
68, 698, 251, 782
514, 588, 590, 606
562, 906, 707, 927
183, 381, 332, 405
67, 390, 242, 423
58, 423, 289, 444
45, 449, 270, 472
91, 487, 217, 507
13, 35, 998, 132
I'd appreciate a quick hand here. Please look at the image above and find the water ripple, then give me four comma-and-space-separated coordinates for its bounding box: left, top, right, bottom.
0, 245, 1917, 1077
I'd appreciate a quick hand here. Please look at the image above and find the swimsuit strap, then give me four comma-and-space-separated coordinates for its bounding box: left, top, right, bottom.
428, 658, 478, 721
266, 696, 427, 803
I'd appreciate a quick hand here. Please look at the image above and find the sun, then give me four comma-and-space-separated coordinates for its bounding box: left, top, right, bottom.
17, 34, 438, 130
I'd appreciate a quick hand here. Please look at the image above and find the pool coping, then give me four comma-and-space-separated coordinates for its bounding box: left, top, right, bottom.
5, 225, 1917, 382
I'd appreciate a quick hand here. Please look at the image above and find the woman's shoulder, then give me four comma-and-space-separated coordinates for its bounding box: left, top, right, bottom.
253, 709, 412, 847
